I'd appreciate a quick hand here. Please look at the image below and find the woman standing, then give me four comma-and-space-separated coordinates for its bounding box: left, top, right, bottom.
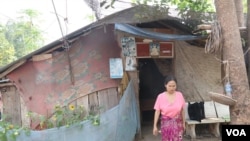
153, 75, 186, 141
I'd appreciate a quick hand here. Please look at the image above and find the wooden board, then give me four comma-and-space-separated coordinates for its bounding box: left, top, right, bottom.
88, 92, 99, 114
136, 43, 150, 57
82, 96, 89, 112
214, 102, 230, 121
204, 101, 217, 118
98, 88, 119, 113
2, 86, 21, 125
98, 90, 109, 113
76, 96, 89, 114
185, 101, 230, 122
32, 54, 52, 61
107, 88, 119, 109
159, 42, 174, 58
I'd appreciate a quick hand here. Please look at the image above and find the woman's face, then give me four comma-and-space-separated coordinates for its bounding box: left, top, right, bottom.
165, 80, 177, 93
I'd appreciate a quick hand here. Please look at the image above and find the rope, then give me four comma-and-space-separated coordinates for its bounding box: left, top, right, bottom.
51, 0, 74, 84
51, 0, 65, 40
205, 21, 222, 54
223, 60, 230, 83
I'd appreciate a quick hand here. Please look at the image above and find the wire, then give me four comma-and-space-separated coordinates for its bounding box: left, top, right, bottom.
212, 47, 250, 64
51, 0, 74, 85
64, 0, 69, 35
51, 0, 66, 41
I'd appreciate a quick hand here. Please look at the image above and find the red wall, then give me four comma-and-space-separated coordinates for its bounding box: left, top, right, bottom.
7, 25, 121, 128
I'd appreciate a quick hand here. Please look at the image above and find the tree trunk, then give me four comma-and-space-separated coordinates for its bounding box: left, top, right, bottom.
84, 0, 102, 20
234, 0, 245, 27
247, 0, 250, 87
214, 0, 250, 124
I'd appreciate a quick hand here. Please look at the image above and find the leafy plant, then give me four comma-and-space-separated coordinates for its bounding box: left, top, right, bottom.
31, 104, 101, 130
0, 104, 100, 141
0, 116, 30, 141
2, 9, 44, 66
0, 25, 16, 67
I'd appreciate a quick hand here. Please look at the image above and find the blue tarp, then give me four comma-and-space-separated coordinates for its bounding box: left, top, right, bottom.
115, 23, 204, 41
12, 81, 139, 141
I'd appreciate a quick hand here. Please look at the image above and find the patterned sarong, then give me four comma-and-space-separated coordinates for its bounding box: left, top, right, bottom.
160, 114, 183, 141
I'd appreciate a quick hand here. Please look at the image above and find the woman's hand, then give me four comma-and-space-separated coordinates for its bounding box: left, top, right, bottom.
153, 126, 158, 136
183, 122, 186, 132
153, 110, 160, 136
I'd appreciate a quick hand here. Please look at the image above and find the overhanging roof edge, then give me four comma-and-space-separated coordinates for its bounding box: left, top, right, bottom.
115, 23, 205, 41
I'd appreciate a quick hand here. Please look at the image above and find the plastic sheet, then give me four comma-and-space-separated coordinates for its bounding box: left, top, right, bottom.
13, 81, 140, 141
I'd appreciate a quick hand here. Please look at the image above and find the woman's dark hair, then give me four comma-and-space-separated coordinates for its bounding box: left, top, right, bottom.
164, 75, 177, 85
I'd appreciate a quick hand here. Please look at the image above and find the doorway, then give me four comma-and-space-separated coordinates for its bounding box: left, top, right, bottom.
138, 58, 173, 124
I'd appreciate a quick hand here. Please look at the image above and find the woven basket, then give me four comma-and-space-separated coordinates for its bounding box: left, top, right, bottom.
209, 92, 237, 106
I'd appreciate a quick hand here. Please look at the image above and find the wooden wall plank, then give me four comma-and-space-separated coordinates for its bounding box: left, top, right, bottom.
98, 90, 109, 113
107, 88, 118, 109
88, 92, 99, 114
68, 87, 119, 114
2, 86, 21, 125
20, 95, 30, 128
76, 95, 89, 115
0, 82, 13, 87
32, 54, 52, 61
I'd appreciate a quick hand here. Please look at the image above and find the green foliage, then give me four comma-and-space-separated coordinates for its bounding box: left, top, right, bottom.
4, 9, 44, 59
27, 104, 100, 130
171, 0, 214, 12
85, 14, 96, 22
0, 25, 16, 67
243, 0, 247, 13
0, 9, 45, 67
132, 5, 171, 22
101, 0, 215, 33
101, 0, 215, 12
0, 104, 100, 141
0, 115, 30, 141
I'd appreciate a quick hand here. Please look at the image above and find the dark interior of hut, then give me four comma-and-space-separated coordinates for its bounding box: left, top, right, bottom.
138, 58, 168, 123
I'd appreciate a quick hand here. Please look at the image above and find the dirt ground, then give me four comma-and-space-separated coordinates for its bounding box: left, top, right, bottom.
135, 122, 222, 141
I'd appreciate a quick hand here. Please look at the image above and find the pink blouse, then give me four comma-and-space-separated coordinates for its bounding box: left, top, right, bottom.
154, 91, 185, 118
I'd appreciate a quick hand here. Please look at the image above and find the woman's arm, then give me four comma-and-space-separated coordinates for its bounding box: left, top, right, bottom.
153, 110, 160, 136
182, 108, 186, 131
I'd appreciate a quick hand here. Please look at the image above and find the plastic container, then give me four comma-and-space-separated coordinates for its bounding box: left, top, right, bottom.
225, 82, 232, 98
